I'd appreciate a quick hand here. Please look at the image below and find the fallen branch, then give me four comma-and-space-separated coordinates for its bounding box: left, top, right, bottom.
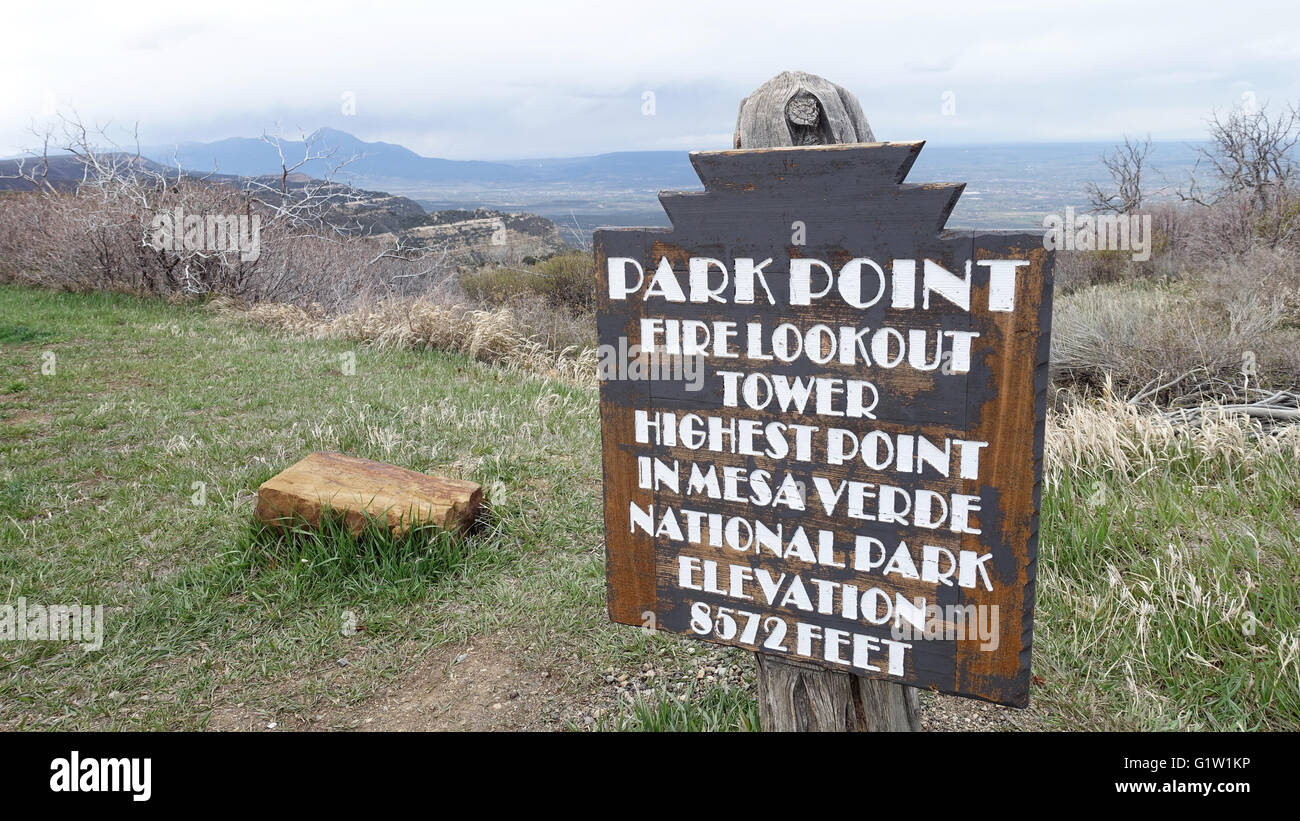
1161, 391, 1300, 426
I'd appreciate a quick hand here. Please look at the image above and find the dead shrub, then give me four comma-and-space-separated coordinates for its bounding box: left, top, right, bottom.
1051, 275, 1298, 402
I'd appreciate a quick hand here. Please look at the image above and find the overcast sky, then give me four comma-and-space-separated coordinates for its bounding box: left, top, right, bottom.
2, 0, 1297, 159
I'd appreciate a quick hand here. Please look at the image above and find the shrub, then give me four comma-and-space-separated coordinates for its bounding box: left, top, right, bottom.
459, 250, 595, 313
531, 251, 596, 312
458, 265, 532, 305
1051, 275, 1299, 402
1054, 249, 1153, 294
0, 183, 454, 311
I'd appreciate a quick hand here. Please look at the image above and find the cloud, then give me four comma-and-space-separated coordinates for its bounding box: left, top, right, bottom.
2, 0, 1297, 158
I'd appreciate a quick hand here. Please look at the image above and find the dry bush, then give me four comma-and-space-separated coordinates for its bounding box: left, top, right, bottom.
1199, 244, 1300, 312
1051, 192, 1300, 403
1053, 249, 1157, 294
1050, 198, 1265, 297
498, 292, 596, 353
0, 118, 464, 310
0, 184, 457, 312
227, 295, 598, 382
0, 176, 597, 378
459, 250, 596, 314
1045, 386, 1300, 485
1051, 274, 1299, 401
1087, 135, 1152, 215
1176, 188, 1300, 259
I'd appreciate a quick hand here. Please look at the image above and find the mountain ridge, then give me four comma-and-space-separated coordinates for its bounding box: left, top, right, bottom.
135, 129, 700, 188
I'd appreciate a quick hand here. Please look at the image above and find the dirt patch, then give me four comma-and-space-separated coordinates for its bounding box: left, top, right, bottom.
2, 410, 52, 427
106, 375, 155, 391
204, 639, 1045, 733
572, 644, 1046, 732
208, 643, 574, 732
350, 644, 571, 731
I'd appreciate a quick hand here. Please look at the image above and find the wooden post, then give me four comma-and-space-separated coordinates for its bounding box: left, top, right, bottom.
738, 71, 921, 733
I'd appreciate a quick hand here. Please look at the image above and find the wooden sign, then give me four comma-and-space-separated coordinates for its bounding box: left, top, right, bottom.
596, 142, 1052, 707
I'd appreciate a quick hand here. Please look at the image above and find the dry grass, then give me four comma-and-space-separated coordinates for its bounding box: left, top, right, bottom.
1051, 247, 1300, 401
1038, 386, 1300, 729
222, 296, 599, 383
1046, 384, 1300, 483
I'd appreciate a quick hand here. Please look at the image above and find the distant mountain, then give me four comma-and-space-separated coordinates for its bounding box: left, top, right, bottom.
139, 129, 701, 188
8, 133, 1212, 234
141, 127, 519, 184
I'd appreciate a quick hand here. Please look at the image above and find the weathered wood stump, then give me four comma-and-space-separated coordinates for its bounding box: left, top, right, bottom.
734, 70, 875, 149
255, 452, 482, 535
738, 71, 921, 733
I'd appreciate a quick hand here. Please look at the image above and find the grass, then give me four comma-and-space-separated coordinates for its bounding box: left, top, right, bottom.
1037, 395, 1300, 729
1, 283, 1297, 731
0, 284, 698, 730
594, 684, 760, 732
240, 512, 473, 606
0, 323, 53, 345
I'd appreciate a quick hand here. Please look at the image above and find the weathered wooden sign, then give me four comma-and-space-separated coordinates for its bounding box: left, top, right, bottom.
596, 141, 1051, 707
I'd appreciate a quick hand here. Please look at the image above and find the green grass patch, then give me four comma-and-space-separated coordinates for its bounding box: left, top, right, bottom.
595, 683, 760, 732
1033, 411, 1300, 730
0, 323, 53, 345
237, 511, 472, 603
0, 283, 626, 729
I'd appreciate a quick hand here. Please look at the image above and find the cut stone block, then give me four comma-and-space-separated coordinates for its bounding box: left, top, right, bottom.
255, 452, 482, 535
